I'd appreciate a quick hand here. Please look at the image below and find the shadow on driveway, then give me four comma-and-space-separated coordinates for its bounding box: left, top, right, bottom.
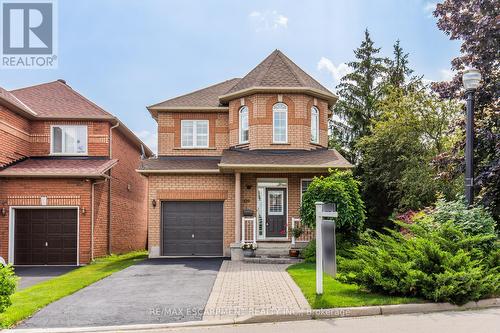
16, 258, 223, 329
14, 266, 77, 291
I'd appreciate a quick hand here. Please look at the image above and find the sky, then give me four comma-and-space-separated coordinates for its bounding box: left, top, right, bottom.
0, 0, 460, 154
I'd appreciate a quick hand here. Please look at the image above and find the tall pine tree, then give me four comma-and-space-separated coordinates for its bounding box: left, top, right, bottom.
386, 40, 415, 89
331, 29, 388, 163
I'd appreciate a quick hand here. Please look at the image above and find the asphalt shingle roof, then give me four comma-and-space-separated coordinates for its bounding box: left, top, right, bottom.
0, 80, 153, 156
148, 50, 335, 110
219, 148, 352, 169
0, 87, 36, 115
226, 50, 332, 95
0, 158, 117, 177
148, 79, 240, 109
139, 156, 221, 172
10, 80, 114, 119
137, 148, 352, 173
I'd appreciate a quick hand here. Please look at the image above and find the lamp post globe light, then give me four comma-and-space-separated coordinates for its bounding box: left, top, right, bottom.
462, 68, 481, 206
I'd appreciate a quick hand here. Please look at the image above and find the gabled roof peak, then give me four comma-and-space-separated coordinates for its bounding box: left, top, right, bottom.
223, 49, 333, 97
148, 50, 338, 112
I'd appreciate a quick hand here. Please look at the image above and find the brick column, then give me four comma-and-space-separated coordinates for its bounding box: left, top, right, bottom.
235, 172, 241, 243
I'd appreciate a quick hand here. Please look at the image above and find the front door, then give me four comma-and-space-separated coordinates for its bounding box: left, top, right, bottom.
266, 188, 287, 237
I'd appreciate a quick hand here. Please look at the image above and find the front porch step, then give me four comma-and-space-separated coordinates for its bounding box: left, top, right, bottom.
255, 242, 291, 257
242, 255, 303, 264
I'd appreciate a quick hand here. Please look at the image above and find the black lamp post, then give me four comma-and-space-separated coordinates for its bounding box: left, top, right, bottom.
462, 68, 481, 206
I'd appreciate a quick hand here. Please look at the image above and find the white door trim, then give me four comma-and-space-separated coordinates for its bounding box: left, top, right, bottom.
9, 206, 80, 266
256, 178, 288, 240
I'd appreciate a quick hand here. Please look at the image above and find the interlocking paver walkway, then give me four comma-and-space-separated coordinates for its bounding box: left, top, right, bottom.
203, 261, 310, 320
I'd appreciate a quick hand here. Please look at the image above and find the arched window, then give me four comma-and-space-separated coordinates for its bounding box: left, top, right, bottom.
311, 106, 319, 143
239, 106, 249, 143
272, 103, 288, 143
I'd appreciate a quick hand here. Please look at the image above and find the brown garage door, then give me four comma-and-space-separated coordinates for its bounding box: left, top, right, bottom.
162, 201, 223, 256
15, 209, 78, 265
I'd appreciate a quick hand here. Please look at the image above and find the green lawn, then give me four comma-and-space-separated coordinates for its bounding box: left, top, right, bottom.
287, 263, 419, 309
1, 251, 147, 328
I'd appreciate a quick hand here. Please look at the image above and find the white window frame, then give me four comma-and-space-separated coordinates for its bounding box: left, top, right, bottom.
50, 125, 88, 156
267, 190, 284, 215
239, 106, 249, 144
300, 178, 313, 203
181, 120, 209, 148
272, 103, 288, 143
311, 106, 319, 143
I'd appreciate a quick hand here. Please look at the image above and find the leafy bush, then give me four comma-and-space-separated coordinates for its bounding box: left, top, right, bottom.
431, 198, 497, 237
0, 265, 17, 312
340, 221, 499, 305
299, 240, 316, 263
299, 235, 358, 263
300, 170, 366, 236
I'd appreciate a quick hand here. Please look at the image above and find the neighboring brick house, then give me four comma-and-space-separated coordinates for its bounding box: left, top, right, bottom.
139, 50, 352, 259
0, 80, 153, 265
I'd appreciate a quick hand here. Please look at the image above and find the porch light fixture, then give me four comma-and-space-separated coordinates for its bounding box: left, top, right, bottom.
81, 207, 86, 215
152, 199, 157, 208
0, 208, 6, 217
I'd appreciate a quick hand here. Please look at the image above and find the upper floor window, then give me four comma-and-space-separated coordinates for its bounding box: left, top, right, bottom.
181, 120, 209, 148
272, 102, 288, 143
311, 106, 319, 143
239, 106, 249, 144
50, 125, 88, 155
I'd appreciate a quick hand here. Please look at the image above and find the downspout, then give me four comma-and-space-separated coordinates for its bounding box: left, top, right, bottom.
108, 120, 120, 255
91, 178, 108, 261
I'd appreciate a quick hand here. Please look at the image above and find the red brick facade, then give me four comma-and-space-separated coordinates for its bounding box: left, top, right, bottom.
228, 94, 329, 149
147, 174, 235, 257
109, 129, 148, 253
0, 106, 31, 167
146, 93, 333, 257
155, 93, 329, 156
0, 93, 149, 264
157, 112, 229, 156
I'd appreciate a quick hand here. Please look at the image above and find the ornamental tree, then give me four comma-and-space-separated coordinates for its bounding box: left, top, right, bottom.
300, 170, 365, 237
431, 0, 499, 219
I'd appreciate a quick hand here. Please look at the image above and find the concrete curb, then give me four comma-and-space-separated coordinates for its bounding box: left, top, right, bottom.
9, 298, 499, 333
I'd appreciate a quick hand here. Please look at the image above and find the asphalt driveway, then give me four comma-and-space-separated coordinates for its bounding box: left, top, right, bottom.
17, 258, 223, 329
14, 266, 76, 290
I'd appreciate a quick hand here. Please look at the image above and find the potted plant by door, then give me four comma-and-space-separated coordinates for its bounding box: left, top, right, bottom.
289, 227, 304, 257
241, 242, 258, 257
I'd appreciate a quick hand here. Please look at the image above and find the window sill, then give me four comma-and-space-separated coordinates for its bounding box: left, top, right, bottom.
310, 142, 324, 147
49, 153, 89, 156
174, 147, 217, 150
271, 142, 290, 145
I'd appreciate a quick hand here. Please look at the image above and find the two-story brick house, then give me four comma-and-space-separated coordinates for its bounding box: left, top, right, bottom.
0, 80, 153, 265
139, 50, 352, 259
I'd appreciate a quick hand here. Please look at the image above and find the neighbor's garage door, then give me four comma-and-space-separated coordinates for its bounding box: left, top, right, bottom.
162, 201, 223, 256
15, 209, 78, 265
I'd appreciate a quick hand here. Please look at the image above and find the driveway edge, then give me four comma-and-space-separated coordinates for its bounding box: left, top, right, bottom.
9, 298, 499, 333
